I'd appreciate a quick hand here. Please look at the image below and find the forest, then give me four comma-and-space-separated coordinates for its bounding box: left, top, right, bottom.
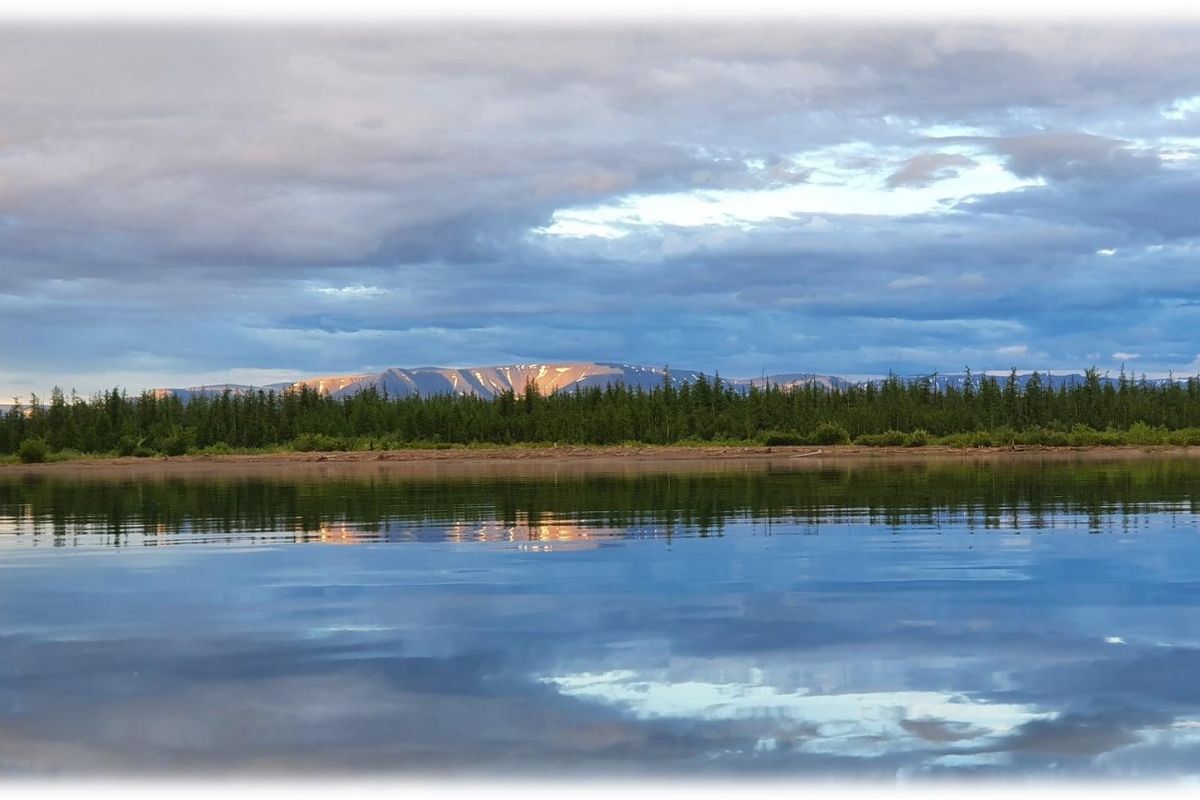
6, 367, 1200, 462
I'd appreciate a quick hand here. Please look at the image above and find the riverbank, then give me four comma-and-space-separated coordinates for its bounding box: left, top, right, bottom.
2, 443, 1196, 479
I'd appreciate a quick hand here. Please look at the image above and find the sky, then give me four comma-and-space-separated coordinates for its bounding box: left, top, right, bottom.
4, 20, 1200, 398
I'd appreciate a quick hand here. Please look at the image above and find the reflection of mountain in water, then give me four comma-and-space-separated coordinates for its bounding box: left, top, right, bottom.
298, 517, 631, 549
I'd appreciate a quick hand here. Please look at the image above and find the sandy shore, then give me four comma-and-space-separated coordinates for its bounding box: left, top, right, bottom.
2, 444, 1196, 480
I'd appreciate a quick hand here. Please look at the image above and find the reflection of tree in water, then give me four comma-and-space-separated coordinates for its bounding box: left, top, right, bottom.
2, 459, 1198, 541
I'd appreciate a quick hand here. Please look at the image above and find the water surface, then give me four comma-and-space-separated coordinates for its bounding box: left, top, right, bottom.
2, 457, 1200, 779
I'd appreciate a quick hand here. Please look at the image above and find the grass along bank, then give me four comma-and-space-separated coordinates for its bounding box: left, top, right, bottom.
6, 422, 1200, 466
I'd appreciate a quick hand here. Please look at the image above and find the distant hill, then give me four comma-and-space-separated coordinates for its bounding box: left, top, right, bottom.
151, 383, 294, 403
155, 362, 858, 401
149, 361, 1188, 403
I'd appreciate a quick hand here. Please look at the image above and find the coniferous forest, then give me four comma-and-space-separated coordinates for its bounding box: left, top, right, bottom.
7, 368, 1200, 462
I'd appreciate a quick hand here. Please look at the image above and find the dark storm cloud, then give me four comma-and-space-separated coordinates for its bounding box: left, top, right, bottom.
3, 23, 1200, 394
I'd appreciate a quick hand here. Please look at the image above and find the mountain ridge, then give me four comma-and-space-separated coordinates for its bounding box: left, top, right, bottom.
148, 361, 1180, 404
0, 362, 1189, 414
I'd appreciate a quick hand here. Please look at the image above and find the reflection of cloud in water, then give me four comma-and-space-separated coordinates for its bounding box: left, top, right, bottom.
541, 669, 1050, 761
1103, 717, 1200, 774
0, 671, 657, 774
5, 464, 1200, 776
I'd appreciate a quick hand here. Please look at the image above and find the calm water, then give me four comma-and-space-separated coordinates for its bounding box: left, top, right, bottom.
2, 457, 1200, 779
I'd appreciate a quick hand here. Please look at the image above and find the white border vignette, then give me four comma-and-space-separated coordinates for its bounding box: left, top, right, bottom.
2, 1, 1199, 798
1, 0, 1200, 21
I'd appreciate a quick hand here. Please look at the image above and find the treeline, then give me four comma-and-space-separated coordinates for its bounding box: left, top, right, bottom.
6, 367, 1200, 461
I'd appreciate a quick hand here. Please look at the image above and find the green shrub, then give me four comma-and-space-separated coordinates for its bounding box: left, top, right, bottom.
1126, 421, 1168, 446
970, 431, 993, 447
1023, 427, 1071, 446
160, 430, 191, 457
409, 441, 453, 450
293, 433, 343, 452
1067, 426, 1122, 446
1168, 428, 1200, 446
936, 432, 971, 448
938, 431, 994, 448
47, 448, 84, 463
991, 426, 1018, 447
761, 429, 806, 446
116, 436, 138, 457
809, 422, 850, 446
18, 438, 48, 464
904, 429, 930, 447
854, 430, 908, 447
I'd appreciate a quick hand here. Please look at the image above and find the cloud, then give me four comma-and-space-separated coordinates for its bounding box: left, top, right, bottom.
306, 284, 390, 299
887, 275, 935, 290
885, 152, 977, 188
979, 713, 1147, 758
989, 133, 1161, 182
3, 23, 1200, 395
